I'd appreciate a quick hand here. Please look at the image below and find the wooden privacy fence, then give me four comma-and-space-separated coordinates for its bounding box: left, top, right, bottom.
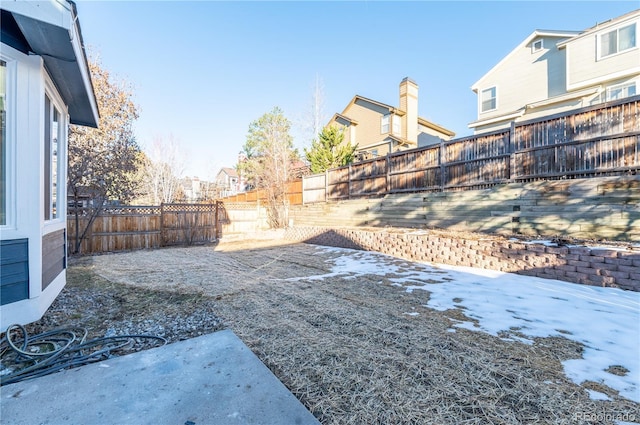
220, 180, 303, 205
303, 96, 640, 203
67, 203, 219, 255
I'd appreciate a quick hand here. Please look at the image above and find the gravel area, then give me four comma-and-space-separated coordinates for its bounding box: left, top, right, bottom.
6, 238, 639, 424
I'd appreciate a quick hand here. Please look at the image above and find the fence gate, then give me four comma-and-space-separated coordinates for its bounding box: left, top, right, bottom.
160, 203, 219, 247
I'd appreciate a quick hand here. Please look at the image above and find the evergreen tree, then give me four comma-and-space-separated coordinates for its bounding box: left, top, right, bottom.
304, 125, 357, 174
239, 107, 298, 228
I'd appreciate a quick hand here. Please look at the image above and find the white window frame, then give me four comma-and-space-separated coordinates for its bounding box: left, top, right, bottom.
381, 114, 390, 134
0, 54, 17, 230
604, 81, 637, 102
392, 114, 401, 136
532, 39, 543, 53
481, 86, 497, 113
597, 22, 637, 60
43, 73, 68, 226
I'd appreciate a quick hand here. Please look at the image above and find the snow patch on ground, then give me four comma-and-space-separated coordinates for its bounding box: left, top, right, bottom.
313, 246, 640, 403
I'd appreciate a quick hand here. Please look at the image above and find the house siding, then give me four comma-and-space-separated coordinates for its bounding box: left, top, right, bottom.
41, 229, 65, 291
0, 239, 29, 305
476, 36, 571, 122
566, 16, 640, 89
342, 101, 390, 151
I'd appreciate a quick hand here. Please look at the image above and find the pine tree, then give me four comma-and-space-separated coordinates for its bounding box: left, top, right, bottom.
304, 125, 357, 174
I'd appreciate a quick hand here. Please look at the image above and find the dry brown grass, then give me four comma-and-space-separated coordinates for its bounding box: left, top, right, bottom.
20, 241, 640, 424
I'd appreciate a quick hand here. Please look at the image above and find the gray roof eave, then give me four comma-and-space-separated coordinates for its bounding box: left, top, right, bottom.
7, 1, 98, 127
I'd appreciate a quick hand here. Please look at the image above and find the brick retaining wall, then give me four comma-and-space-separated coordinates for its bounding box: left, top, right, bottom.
284, 226, 640, 292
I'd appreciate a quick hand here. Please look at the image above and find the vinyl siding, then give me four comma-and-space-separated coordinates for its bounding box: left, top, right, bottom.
476, 36, 571, 121
566, 30, 640, 89
342, 101, 390, 150
42, 229, 66, 291
1, 239, 29, 305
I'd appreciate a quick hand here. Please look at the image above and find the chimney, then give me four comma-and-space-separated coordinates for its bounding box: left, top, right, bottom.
399, 77, 418, 144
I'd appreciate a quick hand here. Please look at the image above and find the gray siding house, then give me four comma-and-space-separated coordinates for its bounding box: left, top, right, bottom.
1, 1, 98, 329
469, 9, 639, 133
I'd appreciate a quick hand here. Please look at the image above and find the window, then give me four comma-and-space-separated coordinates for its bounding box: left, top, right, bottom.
381, 114, 390, 133
0, 60, 6, 225
481, 87, 497, 112
599, 23, 636, 58
591, 82, 637, 105
44, 94, 63, 221
605, 82, 636, 102
392, 114, 401, 135
532, 39, 543, 53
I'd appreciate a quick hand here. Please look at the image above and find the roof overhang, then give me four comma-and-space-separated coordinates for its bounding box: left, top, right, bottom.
418, 117, 455, 137
330, 113, 358, 127
1, 1, 98, 127
349, 95, 406, 116
471, 30, 581, 92
468, 109, 525, 129
525, 86, 600, 109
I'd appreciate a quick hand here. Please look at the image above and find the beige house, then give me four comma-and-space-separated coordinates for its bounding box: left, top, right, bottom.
327, 78, 455, 160
215, 167, 241, 197
469, 9, 639, 134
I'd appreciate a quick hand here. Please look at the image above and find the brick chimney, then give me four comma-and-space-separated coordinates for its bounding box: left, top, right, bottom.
399, 77, 418, 144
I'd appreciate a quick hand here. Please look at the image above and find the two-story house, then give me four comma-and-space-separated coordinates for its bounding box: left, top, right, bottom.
327, 78, 455, 160
1, 1, 99, 328
215, 167, 241, 197
469, 9, 639, 134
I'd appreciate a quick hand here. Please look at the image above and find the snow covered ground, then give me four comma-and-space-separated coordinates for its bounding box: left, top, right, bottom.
306, 246, 640, 404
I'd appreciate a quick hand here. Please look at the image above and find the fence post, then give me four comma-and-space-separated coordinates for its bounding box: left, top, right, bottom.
439, 139, 445, 192
348, 164, 352, 199
324, 170, 328, 203
385, 153, 390, 194
160, 202, 165, 247
509, 120, 516, 181
214, 201, 219, 240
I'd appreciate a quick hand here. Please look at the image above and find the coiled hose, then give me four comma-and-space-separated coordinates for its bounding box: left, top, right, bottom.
0, 324, 167, 386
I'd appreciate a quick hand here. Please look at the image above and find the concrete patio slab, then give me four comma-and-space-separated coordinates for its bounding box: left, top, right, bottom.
1, 330, 320, 425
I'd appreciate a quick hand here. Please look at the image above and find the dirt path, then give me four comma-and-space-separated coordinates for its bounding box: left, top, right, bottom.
50, 241, 640, 423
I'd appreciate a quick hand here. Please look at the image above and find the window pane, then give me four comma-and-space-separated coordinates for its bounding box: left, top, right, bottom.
0, 60, 5, 225
619, 24, 636, 51
381, 114, 390, 133
392, 114, 401, 135
600, 30, 617, 57
481, 87, 496, 112
607, 87, 623, 101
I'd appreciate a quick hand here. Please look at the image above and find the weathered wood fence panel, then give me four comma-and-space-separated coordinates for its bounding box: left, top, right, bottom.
302, 96, 640, 204
302, 174, 327, 203
160, 203, 218, 247
217, 202, 269, 235
67, 204, 218, 255
221, 181, 303, 205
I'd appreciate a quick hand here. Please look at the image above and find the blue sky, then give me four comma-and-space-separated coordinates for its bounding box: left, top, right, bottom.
75, 1, 638, 179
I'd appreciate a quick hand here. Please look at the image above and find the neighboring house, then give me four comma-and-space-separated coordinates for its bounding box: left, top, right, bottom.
1, 1, 99, 329
215, 167, 241, 197
469, 9, 639, 133
181, 176, 202, 202
327, 78, 455, 161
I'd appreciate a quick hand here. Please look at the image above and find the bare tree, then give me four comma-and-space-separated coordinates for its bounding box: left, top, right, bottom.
138, 135, 185, 204
239, 107, 298, 228
309, 74, 327, 144
295, 74, 328, 151
68, 58, 140, 254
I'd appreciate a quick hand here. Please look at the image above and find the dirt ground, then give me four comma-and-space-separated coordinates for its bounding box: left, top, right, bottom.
23, 240, 640, 424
